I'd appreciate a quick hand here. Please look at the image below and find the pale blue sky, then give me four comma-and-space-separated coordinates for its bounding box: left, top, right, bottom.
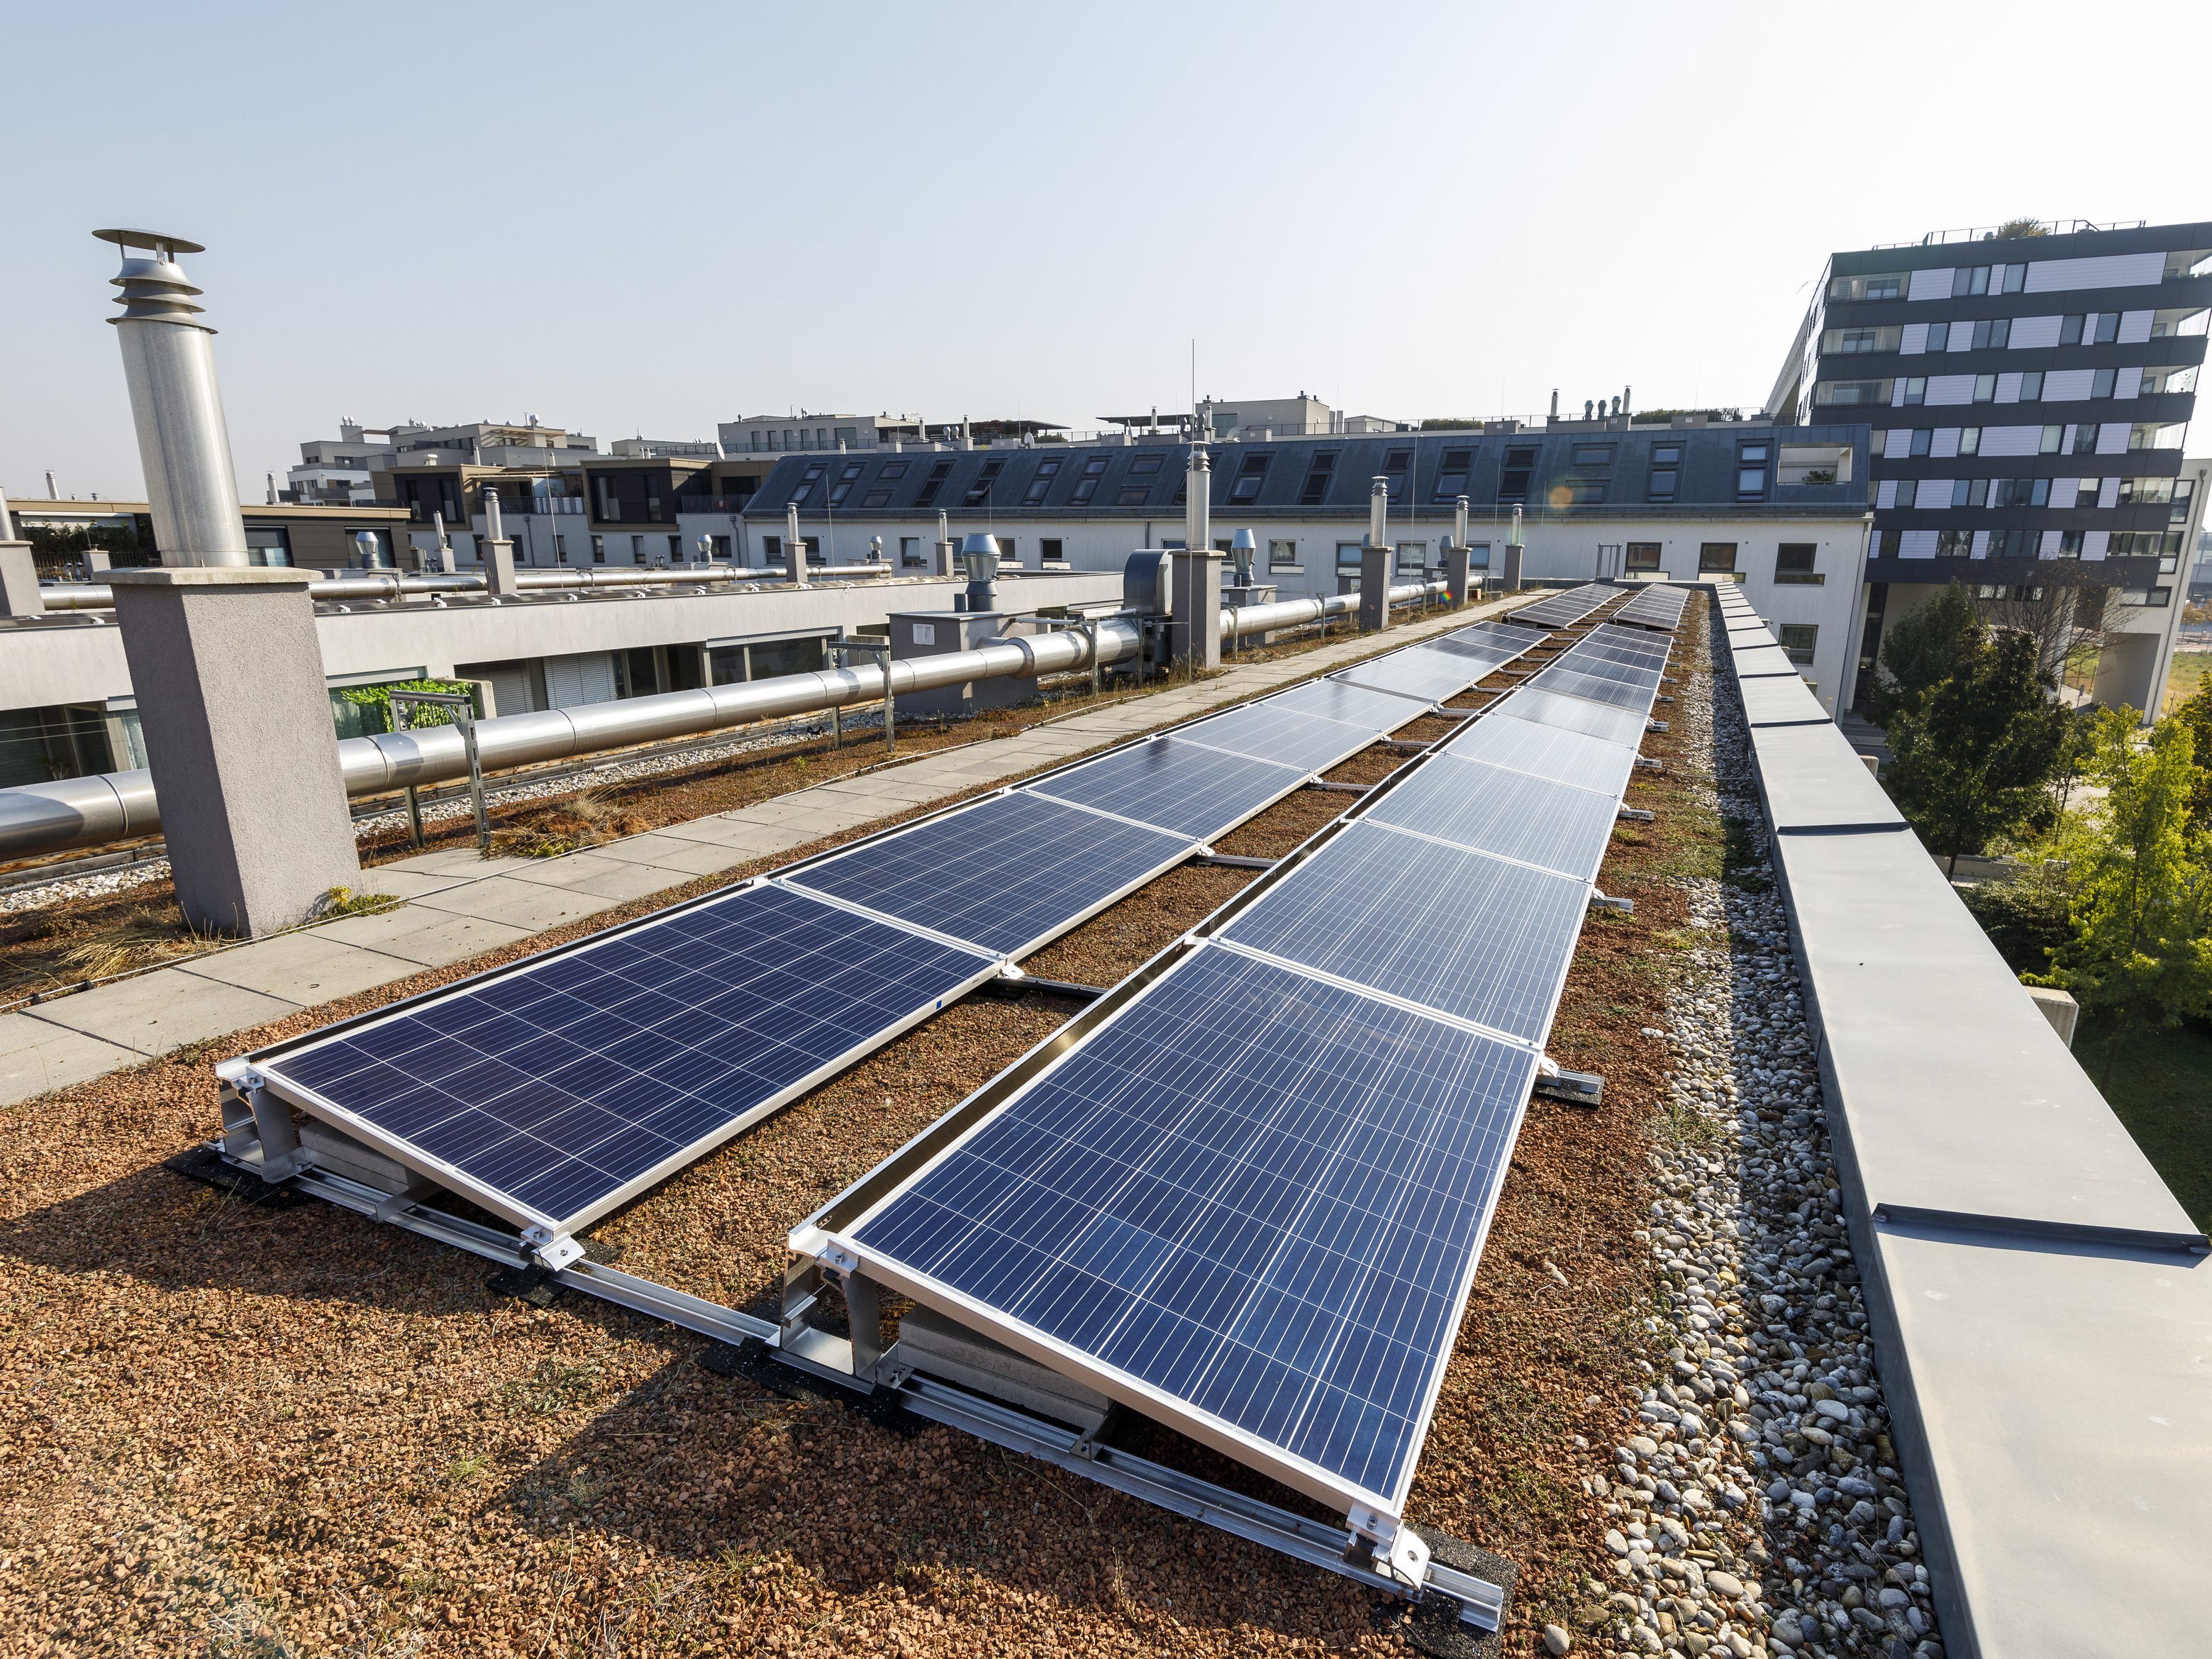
5, 0, 2208, 500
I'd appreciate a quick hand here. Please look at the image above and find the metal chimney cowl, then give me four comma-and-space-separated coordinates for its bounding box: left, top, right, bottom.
94, 229, 250, 568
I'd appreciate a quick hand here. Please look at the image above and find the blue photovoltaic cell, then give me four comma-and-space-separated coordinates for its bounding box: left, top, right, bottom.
1546, 653, 1657, 687
1182, 703, 1380, 775
1528, 665, 1657, 710
1485, 685, 1650, 750
1447, 621, 1551, 653
1269, 677, 1431, 731
1363, 755, 1621, 882
1218, 820, 1590, 1042
1426, 635, 1518, 667
262, 883, 993, 1230
848, 944, 1537, 1509
789, 789, 1191, 956
1584, 623, 1674, 658
1333, 645, 1486, 704
1443, 714, 1638, 797
1029, 736, 1304, 840
1569, 638, 1670, 672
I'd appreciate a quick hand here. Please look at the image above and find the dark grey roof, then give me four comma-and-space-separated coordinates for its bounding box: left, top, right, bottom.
738, 426, 1869, 523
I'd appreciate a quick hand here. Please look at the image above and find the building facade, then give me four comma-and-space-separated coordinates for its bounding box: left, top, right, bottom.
1768, 219, 2209, 711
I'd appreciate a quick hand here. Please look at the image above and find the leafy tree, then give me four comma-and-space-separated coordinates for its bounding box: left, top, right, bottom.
2172, 675, 2212, 838
1860, 582, 1984, 728
1884, 626, 2071, 875
1958, 862, 2076, 977
2040, 712, 2212, 1086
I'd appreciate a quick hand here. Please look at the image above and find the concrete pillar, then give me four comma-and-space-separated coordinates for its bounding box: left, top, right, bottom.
1167, 547, 1224, 669
1359, 545, 1394, 633
87, 549, 113, 574
933, 539, 957, 577
106, 567, 361, 936
0, 542, 43, 617
1443, 543, 1472, 606
1503, 543, 1525, 593
481, 537, 518, 596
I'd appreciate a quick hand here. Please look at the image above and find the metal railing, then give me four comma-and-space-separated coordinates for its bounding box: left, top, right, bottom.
0, 581, 1445, 860
1876, 218, 2147, 249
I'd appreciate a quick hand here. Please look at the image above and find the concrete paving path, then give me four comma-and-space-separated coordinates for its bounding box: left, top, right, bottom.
0, 597, 1518, 1106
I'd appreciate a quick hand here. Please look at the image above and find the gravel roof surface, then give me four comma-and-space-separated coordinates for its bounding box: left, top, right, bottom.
0, 597, 1735, 1656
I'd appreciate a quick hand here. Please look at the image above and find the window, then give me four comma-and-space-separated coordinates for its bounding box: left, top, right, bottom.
834, 427, 856, 447
762, 536, 780, 564
2040, 425, 2063, 454
2094, 312, 2120, 345
1815, 378, 1893, 406
1937, 528, 1975, 556
556, 533, 569, 562
1070, 454, 1110, 504
2055, 531, 2084, 557
960, 460, 1005, 507
1959, 426, 1981, 455
1777, 623, 1818, 664
590, 534, 606, 563
630, 534, 645, 560
862, 489, 892, 508
1952, 265, 1991, 297
826, 461, 865, 507
1699, 543, 1738, 573
1128, 453, 1165, 475
1625, 541, 1662, 572
1647, 442, 1680, 502
1267, 538, 1299, 570
1431, 448, 1472, 501
1875, 528, 1903, 557
1828, 271, 1906, 301
1971, 318, 2011, 350
1895, 479, 1918, 509
1115, 485, 1152, 506
1827, 326, 1901, 354
1468, 543, 1491, 569
1228, 452, 1270, 504
913, 458, 955, 509
1902, 377, 1927, 405
2140, 365, 2199, 396
1336, 542, 1364, 569
2060, 314, 2085, 346
1925, 321, 1952, 352
2018, 371, 2044, 402
1381, 449, 1412, 499
1040, 538, 1064, 563
1973, 374, 1997, 404
1299, 450, 1339, 505
1022, 456, 1064, 505
2072, 423, 2101, 455
899, 536, 922, 567
1737, 442, 1769, 499
879, 460, 911, 479
1498, 445, 1538, 501
1570, 443, 1615, 466
2091, 367, 2118, 400
2001, 262, 2026, 293
1775, 544, 1818, 583
1908, 427, 1933, 457
1394, 540, 1427, 573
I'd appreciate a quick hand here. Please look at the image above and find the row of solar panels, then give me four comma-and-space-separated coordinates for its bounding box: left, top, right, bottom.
808, 594, 1677, 1526
1504, 582, 1616, 631
1612, 584, 1692, 631
243, 617, 1557, 1241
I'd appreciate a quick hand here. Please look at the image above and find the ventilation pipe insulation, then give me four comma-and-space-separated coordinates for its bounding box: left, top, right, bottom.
1185, 444, 1211, 560
1368, 472, 1389, 549
959, 533, 999, 611
0, 581, 1445, 859
94, 230, 248, 567
31, 561, 898, 612
785, 501, 808, 585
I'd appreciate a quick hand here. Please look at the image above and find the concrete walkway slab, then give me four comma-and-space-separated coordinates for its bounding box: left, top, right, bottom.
408, 877, 616, 933
375, 846, 543, 880
23, 969, 299, 1058
312, 906, 536, 968
0, 1014, 144, 1101
508, 851, 699, 904
175, 930, 418, 1006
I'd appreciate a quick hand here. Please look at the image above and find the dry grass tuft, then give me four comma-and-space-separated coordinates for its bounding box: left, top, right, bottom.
490, 788, 650, 859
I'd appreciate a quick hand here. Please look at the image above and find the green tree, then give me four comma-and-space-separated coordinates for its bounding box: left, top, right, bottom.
1860, 582, 1984, 728
1884, 626, 2071, 875
2172, 675, 2212, 838
2041, 711, 2212, 1086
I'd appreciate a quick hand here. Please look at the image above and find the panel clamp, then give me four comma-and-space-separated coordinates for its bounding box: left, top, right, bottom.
523, 1228, 587, 1272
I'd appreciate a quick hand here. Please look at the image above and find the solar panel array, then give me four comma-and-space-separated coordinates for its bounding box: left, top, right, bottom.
244, 614, 1549, 1237
1507, 582, 1615, 630
823, 585, 1692, 1522
1613, 584, 1692, 631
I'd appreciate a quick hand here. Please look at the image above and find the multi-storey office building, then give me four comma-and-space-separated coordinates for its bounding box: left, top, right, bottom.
732, 424, 1875, 709
1768, 220, 2211, 711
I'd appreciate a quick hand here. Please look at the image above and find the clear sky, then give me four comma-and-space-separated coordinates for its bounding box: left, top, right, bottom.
5, 0, 2208, 501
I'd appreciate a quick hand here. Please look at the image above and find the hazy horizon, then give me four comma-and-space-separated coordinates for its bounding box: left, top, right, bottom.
5, 0, 2208, 501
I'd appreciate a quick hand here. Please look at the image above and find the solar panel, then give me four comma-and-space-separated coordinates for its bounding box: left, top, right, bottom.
1544, 653, 1660, 688
1578, 626, 1674, 662
1332, 645, 1488, 704
255, 882, 997, 1233
1362, 755, 1621, 882
1180, 702, 1384, 775
1217, 820, 1591, 1043
1561, 643, 1667, 678
787, 789, 1192, 957
1443, 714, 1638, 797
1425, 635, 1520, 666
1527, 665, 1657, 710
1449, 621, 1552, 651
1269, 677, 1432, 730
1030, 736, 1306, 840
1489, 687, 1653, 748
838, 943, 1538, 1516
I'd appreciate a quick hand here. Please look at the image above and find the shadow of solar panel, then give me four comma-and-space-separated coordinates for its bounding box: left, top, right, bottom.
1029, 736, 1305, 840
1182, 703, 1381, 775
260, 883, 996, 1232
1528, 665, 1657, 709
1363, 755, 1621, 881
845, 943, 1537, 1514
1269, 678, 1431, 730
1332, 645, 1484, 704
788, 790, 1191, 957
1218, 820, 1589, 1042
1443, 714, 1637, 797
1489, 687, 1652, 748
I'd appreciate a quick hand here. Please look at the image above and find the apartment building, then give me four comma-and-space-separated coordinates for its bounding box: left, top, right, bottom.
1768, 219, 2210, 711
734, 424, 1875, 709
